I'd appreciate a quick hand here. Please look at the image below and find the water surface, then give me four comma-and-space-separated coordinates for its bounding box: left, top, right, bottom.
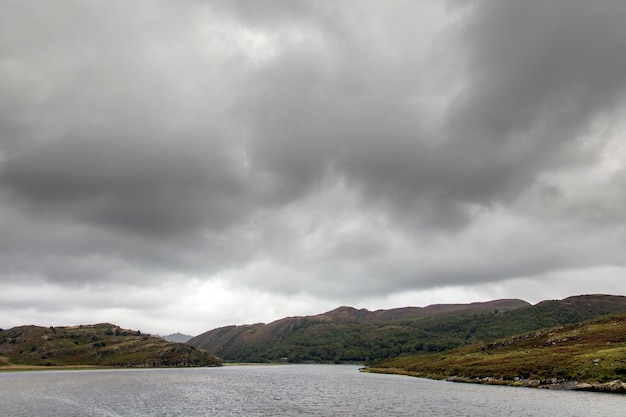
0, 365, 622, 416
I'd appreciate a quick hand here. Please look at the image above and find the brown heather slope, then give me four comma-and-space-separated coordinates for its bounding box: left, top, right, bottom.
0, 323, 221, 369
367, 313, 626, 393
370, 299, 528, 321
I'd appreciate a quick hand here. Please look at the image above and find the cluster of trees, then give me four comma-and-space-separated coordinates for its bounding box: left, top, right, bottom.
229, 317, 493, 363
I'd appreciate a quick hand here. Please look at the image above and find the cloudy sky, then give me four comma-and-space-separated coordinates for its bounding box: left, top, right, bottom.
1, 0, 626, 336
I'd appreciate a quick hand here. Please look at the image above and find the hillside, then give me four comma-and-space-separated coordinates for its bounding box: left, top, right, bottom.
188, 298, 530, 362
367, 313, 626, 392
0, 323, 221, 369
188, 295, 626, 363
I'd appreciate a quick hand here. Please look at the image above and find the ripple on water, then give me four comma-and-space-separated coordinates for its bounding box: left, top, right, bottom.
0, 365, 622, 417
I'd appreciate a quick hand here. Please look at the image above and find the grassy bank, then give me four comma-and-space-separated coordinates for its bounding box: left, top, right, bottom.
366, 313, 626, 393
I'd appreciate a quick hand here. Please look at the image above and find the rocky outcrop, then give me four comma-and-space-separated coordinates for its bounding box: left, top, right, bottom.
572, 380, 626, 393
444, 375, 626, 393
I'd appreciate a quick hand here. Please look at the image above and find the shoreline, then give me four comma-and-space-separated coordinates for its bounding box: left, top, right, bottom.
363, 367, 626, 394
0, 362, 358, 372
0, 364, 112, 372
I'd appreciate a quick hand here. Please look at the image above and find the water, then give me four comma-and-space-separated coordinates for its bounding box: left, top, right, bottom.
0, 365, 623, 416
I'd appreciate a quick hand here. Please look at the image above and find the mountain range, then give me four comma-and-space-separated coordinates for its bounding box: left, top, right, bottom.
187, 294, 626, 364
3, 293, 626, 383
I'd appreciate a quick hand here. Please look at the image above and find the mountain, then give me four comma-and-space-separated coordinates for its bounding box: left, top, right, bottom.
367, 312, 626, 392
162, 332, 194, 343
187, 298, 530, 363
0, 323, 221, 369
187, 295, 626, 364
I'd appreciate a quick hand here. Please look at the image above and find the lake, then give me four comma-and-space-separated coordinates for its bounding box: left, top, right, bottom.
0, 364, 623, 416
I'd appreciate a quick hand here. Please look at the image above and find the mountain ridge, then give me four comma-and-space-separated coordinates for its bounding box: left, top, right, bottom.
187, 294, 626, 363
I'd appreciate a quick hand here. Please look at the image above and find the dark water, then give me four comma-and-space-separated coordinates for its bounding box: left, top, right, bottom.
0, 365, 623, 416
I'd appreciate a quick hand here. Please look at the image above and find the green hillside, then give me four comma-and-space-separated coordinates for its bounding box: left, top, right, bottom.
188, 295, 626, 363
367, 313, 626, 392
0, 323, 221, 369
188, 299, 529, 362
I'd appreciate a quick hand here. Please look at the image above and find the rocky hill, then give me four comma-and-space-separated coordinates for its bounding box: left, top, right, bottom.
0, 323, 221, 369
187, 295, 626, 363
367, 312, 626, 393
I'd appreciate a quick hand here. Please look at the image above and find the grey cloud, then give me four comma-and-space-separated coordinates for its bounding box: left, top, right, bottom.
445, 0, 626, 182
1, 136, 252, 235
232, 0, 626, 237
1, 0, 625, 319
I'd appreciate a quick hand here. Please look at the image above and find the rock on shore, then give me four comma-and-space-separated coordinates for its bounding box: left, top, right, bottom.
445, 375, 626, 393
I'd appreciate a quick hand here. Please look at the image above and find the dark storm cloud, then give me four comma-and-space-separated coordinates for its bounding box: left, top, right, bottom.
1, 136, 251, 235
232, 1, 454, 229
1, 0, 625, 315
231, 0, 626, 234
273, 0, 626, 292
446, 0, 626, 175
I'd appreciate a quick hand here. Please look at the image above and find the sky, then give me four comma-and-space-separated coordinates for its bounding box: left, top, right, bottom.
1, 0, 626, 336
